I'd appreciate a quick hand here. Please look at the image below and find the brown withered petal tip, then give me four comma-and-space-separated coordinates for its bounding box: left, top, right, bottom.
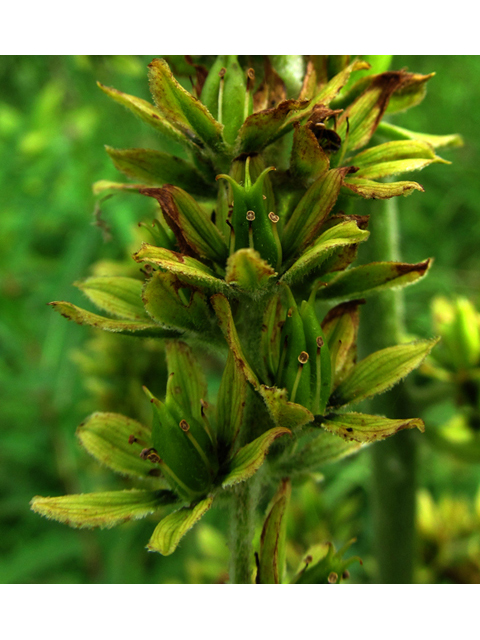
316, 336, 324, 348
128, 435, 137, 445
179, 419, 190, 432
328, 572, 338, 584
219, 68, 226, 78
246, 210, 255, 221
298, 351, 309, 364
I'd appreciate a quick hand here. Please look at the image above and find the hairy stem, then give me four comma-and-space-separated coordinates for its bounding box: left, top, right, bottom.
229, 473, 261, 583
363, 197, 417, 583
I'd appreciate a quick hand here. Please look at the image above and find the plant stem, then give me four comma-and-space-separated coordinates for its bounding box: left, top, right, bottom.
362, 197, 417, 583
229, 474, 261, 583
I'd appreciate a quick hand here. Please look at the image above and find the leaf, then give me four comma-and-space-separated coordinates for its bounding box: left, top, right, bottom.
258, 479, 291, 584
349, 139, 446, 168
140, 186, 228, 264
49, 301, 180, 338
105, 146, 213, 197
259, 385, 315, 429
148, 58, 225, 152
210, 293, 260, 389
221, 427, 291, 488
236, 98, 310, 153
142, 271, 213, 334
282, 167, 352, 260
320, 411, 424, 443
216, 351, 248, 455
30, 489, 177, 529
376, 121, 464, 150
322, 300, 363, 387
281, 220, 369, 285
335, 72, 409, 153
342, 176, 424, 199
225, 248, 276, 292
317, 259, 431, 302
147, 496, 214, 555
75, 276, 149, 321
385, 72, 434, 114
280, 429, 362, 474
77, 412, 158, 479
165, 340, 208, 422
133, 244, 228, 293
316, 259, 431, 302
289, 122, 330, 186
97, 82, 197, 151
312, 59, 371, 105
331, 338, 440, 407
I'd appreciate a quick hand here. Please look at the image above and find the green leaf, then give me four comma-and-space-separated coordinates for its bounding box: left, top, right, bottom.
385, 72, 434, 114
133, 244, 228, 293
225, 248, 276, 292
376, 121, 464, 150
279, 429, 362, 474
75, 276, 149, 321
320, 411, 424, 443
142, 271, 213, 334
30, 489, 177, 529
216, 351, 248, 455
222, 427, 291, 488
289, 123, 330, 186
282, 167, 352, 260
148, 58, 225, 152
210, 293, 260, 389
236, 98, 310, 154
105, 146, 213, 197
281, 220, 369, 285
258, 479, 291, 584
49, 301, 180, 338
331, 338, 440, 407
147, 496, 214, 555
259, 385, 315, 429
349, 140, 448, 181
316, 259, 431, 302
77, 412, 158, 479
312, 59, 371, 105
342, 176, 424, 199
97, 82, 197, 151
335, 72, 410, 153
165, 340, 208, 422
349, 139, 446, 168
140, 186, 228, 264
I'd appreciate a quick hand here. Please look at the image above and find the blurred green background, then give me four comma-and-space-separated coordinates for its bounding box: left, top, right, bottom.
1, 55, 479, 583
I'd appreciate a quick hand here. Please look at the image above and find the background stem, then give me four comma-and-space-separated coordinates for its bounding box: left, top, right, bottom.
362, 197, 417, 583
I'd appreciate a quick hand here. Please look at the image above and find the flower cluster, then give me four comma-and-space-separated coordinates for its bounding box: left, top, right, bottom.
32, 56, 460, 580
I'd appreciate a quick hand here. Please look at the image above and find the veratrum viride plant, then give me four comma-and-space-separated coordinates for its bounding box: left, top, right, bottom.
31, 55, 461, 584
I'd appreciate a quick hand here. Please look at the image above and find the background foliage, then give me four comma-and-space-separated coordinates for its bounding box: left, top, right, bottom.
1, 55, 479, 583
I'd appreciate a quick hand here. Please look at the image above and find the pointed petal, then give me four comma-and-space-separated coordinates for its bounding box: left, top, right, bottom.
316, 259, 431, 302
49, 301, 180, 338
30, 489, 177, 529
147, 496, 214, 555
221, 427, 291, 488
331, 338, 440, 407
320, 411, 424, 443
77, 412, 157, 479
105, 146, 213, 197
75, 276, 149, 321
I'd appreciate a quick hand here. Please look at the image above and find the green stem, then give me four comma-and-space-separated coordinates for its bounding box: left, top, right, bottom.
229, 473, 261, 583
362, 197, 417, 583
